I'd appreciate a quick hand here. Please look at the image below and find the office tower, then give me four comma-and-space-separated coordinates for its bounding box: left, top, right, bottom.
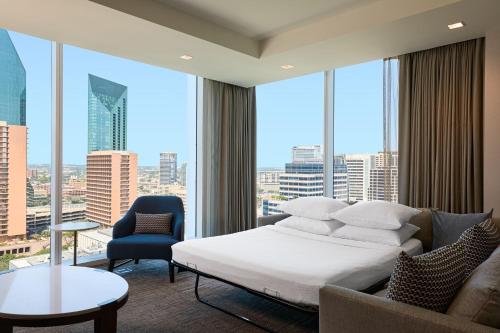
26, 178, 34, 207
86, 151, 137, 227
257, 168, 283, 186
346, 154, 374, 202
291, 145, 323, 163
368, 152, 398, 202
0, 122, 27, 240
279, 162, 324, 198
0, 29, 26, 126
88, 74, 127, 153
333, 156, 349, 201
160, 152, 177, 185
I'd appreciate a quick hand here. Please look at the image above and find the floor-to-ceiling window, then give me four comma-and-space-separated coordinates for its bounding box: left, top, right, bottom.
334, 59, 398, 203
256, 73, 324, 216
63, 45, 191, 263
0, 29, 51, 271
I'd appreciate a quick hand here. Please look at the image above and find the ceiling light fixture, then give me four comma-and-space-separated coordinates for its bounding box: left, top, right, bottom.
180, 55, 193, 60
281, 64, 294, 70
448, 21, 465, 30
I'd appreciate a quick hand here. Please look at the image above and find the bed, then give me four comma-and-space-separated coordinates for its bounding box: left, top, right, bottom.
172, 225, 422, 307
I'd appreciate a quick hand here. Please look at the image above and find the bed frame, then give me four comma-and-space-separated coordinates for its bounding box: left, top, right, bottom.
173, 261, 389, 333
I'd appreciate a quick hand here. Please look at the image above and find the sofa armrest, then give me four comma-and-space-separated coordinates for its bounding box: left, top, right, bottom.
112, 215, 134, 239
258, 213, 291, 227
319, 285, 499, 333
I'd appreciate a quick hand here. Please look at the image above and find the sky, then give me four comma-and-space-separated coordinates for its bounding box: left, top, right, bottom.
8, 30, 383, 169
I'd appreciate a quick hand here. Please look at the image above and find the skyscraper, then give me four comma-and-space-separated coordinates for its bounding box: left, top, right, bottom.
0, 121, 27, 240
346, 154, 374, 202
88, 74, 127, 153
0, 29, 26, 126
86, 151, 137, 227
368, 152, 398, 202
160, 152, 177, 185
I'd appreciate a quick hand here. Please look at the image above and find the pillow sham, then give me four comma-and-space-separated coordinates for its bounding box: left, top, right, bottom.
278, 196, 348, 221
275, 216, 343, 236
431, 209, 493, 249
332, 200, 421, 230
134, 212, 173, 235
386, 241, 466, 313
330, 223, 420, 246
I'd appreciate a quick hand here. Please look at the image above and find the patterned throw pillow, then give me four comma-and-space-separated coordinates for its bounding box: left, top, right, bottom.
134, 213, 173, 235
386, 241, 466, 313
458, 218, 500, 277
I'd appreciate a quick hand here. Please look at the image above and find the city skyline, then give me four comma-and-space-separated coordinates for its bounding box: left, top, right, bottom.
8, 29, 383, 168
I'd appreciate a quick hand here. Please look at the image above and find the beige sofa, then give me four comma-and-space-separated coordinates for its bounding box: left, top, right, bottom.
319, 211, 500, 333
258, 211, 500, 333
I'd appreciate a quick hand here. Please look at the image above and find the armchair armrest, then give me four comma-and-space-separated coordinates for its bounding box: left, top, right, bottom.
258, 213, 290, 227
112, 215, 134, 239
319, 285, 499, 333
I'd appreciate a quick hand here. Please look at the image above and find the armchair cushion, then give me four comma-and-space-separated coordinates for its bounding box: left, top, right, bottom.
107, 234, 178, 260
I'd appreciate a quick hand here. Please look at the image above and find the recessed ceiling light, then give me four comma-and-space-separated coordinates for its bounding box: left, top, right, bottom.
448, 21, 465, 30
180, 55, 193, 60
281, 64, 294, 70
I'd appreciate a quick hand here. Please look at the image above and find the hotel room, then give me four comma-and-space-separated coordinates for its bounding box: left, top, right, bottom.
0, 0, 499, 332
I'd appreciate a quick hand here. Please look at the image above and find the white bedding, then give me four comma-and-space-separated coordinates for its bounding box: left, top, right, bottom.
172, 225, 422, 306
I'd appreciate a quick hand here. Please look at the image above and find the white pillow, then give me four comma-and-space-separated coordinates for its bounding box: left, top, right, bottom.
279, 197, 348, 221
332, 200, 421, 230
275, 216, 344, 236
330, 223, 420, 246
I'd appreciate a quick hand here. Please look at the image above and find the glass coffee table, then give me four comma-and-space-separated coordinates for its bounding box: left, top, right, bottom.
52, 221, 100, 265
0, 265, 128, 333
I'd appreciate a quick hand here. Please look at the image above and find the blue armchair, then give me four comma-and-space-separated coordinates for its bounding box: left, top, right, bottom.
107, 195, 184, 282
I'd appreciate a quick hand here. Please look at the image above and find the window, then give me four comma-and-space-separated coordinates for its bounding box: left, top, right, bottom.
334, 59, 398, 203
0, 29, 51, 272
257, 73, 324, 216
63, 45, 191, 262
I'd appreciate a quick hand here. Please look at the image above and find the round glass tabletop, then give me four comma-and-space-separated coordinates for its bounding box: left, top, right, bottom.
0, 266, 128, 319
51, 222, 100, 232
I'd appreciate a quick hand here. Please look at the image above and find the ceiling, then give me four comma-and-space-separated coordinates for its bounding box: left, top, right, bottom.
0, 0, 498, 87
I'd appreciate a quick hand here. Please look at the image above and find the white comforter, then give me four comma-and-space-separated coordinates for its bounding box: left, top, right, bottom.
172, 225, 422, 306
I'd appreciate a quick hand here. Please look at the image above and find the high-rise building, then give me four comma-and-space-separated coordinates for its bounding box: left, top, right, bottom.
86, 151, 137, 227
160, 152, 177, 185
346, 154, 375, 202
291, 145, 323, 163
177, 162, 187, 186
368, 152, 398, 203
0, 121, 27, 240
88, 74, 127, 153
0, 29, 26, 126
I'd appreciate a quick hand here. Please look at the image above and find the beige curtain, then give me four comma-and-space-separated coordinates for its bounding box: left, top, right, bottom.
202, 79, 256, 236
398, 38, 484, 213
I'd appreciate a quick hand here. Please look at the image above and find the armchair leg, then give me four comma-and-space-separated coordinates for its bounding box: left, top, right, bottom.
108, 259, 115, 272
134, 259, 139, 264
168, 261, 175, 283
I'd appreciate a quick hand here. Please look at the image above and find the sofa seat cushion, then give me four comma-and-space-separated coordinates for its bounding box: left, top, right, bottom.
107, 234, 178, 260
447, 246, 500, 328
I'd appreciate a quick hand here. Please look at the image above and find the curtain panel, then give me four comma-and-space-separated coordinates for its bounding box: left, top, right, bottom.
202, 79, 257, 237
398, 38, 484, 213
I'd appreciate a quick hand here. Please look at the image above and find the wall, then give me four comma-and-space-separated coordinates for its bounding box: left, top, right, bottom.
484, 25, 500, 218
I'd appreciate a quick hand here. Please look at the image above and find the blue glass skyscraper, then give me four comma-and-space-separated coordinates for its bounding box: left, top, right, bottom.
0, 29, 26, 126
88, 74, 127, 153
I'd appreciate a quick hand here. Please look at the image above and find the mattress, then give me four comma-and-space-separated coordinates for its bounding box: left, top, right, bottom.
172, 225, 422, 306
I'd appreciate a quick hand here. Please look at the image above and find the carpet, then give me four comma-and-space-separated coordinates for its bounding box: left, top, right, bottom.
15, 260, 318, 332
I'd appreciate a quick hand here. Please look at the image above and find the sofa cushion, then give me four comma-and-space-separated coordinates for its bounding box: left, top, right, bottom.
386, 241, 465, 313
431, 209, 492, 250
134, 212, 173, 235
458, 218, 500, 277
408, 209, 433, 252
447, 246, 500, 328
107, 234, 178, 260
